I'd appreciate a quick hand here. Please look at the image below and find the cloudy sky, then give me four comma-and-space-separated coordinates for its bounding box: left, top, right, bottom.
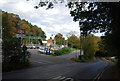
0, 0, 104, 39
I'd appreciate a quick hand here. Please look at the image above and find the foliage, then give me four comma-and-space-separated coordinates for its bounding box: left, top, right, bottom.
68, 2, 120, 65
31, 1, 112, 34
50, 53, 56, 56
104, 57, 117, 63
67, 34, 80, 49
55, 33, 65, 45
3, 61, 31, 72
70, 57, 96, 62
95, 37, 109, 57
69, 48, 76, 51
70, 57, 81, 62
53, 47, 72, 56
2, 37, 31, 72
21, 20, 46, 43
81, 34, 98, 60
2, 11, 46, 71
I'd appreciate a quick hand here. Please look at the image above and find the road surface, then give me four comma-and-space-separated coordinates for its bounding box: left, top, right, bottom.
3, 49, 110, 81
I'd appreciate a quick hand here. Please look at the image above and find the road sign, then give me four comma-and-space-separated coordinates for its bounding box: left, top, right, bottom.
15, 35, 41, 39
16, 29, 26, 34
16, 34, 25, 37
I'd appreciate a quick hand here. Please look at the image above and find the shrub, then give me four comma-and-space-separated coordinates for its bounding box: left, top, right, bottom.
2, 38, 31, 72
81, 34, 97, 61
70, 58, 81, 62
54, 47, 72, 56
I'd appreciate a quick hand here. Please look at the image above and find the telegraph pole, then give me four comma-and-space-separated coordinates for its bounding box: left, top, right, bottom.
79, 26, 82, 59
0, 10, 2, 43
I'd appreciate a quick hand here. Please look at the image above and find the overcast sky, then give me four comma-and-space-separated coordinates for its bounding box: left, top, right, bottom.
0, 0, 104, 39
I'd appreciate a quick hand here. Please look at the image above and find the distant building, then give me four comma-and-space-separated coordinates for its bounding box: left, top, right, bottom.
42, 41, 47, 47
57, 45, 64, 48
47, 37, 56, 47
41, 37, 56, 47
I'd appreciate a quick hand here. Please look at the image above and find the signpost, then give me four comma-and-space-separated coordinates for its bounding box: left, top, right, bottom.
16, 28, 41, 45
16, 29, 26, 37
16, 29, 26, 34
16, 29, 26, 45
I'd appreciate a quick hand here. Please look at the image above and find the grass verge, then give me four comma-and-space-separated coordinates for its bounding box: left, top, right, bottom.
70, 57, 81, 62
104, 57, 117, 63
70, 57, 96, 62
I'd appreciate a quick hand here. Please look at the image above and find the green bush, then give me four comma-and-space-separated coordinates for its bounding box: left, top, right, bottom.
69, 48, 76, 51
54, 47, 72, 56
3, 61, 31, 72
54, 50, 63, 55
50, 53, 56, 56
80, 57, 96, 62
2, 38, 31, 72
70, 58, 81, 62
81, 34, 97, 61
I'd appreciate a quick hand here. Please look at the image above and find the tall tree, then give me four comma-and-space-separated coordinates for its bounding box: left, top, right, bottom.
81, 34, 98, 61
68, 34, 80, 49
55, 33, 65, 45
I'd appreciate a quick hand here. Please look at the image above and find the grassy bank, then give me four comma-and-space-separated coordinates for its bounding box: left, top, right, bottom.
70, 57, 96, 62
104, 57, 117, 63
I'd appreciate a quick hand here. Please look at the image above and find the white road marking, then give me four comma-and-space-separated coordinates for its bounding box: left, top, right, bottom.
97, 68, 106, 80
59, 77, 66, 80
52, 76, 74, 81
53, 76, 62, 79
63, 78, 74, 81
31, 60, 49, 64
31, 59, 53, 64
93, 65, 108, 81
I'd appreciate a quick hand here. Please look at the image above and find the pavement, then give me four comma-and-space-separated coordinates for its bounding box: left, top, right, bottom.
99, 62, 120, 80
2, 49, 119, 81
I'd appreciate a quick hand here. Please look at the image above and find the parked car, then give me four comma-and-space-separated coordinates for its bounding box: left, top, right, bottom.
31, 46, 36, 49
26, 45, 31, 49
35, 46, 40, 49
26, 45, 36, 49
50, 47, 59, 51
38, 47, 53, 54
38, 47, 46, 53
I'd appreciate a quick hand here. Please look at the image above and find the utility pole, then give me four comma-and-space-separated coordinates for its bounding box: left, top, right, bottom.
0, 10, 2, 43
0, 10, 2, 66
79, 26, 82, 59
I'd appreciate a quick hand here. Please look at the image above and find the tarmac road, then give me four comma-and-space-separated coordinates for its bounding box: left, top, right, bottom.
3, 49, 110, 81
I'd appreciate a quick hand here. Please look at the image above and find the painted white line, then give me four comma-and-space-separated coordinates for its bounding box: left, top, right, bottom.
53, 76, 62, 79
63, 78, 74, 81
97, 67, 107, 80
31, 60, 48, 64
31, 59, 53, 64
59, 77, 66, 80
38, 60, 53, 64
93, 65, 108, 81
52, 76, 74, 81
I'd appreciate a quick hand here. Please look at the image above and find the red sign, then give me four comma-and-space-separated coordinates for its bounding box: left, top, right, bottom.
16, 29, 26, 34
